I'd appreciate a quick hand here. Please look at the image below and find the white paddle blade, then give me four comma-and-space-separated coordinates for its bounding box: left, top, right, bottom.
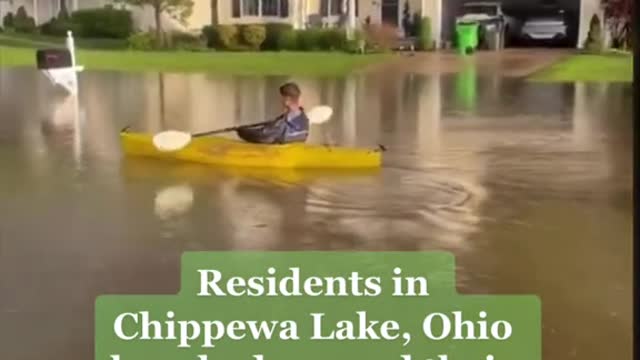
307, 105, 333, 124
153, 131, 192, 152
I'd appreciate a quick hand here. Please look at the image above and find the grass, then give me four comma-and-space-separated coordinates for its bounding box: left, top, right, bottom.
0, 31, 127, 49
0, 33, 390, 76
530, 53, 633, 82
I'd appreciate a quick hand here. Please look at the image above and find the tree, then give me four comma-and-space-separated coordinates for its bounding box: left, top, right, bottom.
58, 0, 70, 19
118, 0, 194, 47
602, 0, 632, 49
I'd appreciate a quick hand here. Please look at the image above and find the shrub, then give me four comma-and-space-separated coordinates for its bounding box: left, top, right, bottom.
410, 12, 422, 37
216, 25, 239, 49
57, 7, 70, 21
202, 25, 218, 48
584, 14, 603, 52
277, 28, 298, 50
127, 32, 155, 51
363, 24, 397, 52
2, 12, 14, 29
240, 24, 266, 50
71, 7, 133, 39
297, 28, 323, 51
40, 17, 82, 37
345, 29, 367, 53
318, 28, 347, 50
262, 23, 293, 50
167, 31, 206, 51
13, 6, 37, 33
416, 17, 432, 50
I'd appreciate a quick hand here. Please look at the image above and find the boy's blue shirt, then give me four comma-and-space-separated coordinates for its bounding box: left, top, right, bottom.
236, 108, 309, 144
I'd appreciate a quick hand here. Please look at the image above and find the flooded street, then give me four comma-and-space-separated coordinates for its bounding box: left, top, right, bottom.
0, 63, 632, 360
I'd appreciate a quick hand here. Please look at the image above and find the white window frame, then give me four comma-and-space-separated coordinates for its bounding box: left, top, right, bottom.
234, 0, 287, 19
321, 0, 346, 27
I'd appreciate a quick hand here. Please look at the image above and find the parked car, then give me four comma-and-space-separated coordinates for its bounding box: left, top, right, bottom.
456, 1, 520, 46
519, 9, 569, 45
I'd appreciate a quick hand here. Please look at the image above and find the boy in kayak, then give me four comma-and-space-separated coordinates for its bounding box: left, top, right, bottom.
236, 82, 310, 144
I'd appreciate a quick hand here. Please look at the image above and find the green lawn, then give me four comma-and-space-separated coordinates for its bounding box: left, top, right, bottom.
0, 32, 127, 49
0, 33, 389, 76
530, 53, 633, 82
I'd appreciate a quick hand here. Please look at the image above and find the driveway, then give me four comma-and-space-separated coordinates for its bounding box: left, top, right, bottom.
369, 49, 573, 77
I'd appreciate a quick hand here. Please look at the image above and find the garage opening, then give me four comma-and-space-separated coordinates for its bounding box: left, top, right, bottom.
442, 0, 581, 49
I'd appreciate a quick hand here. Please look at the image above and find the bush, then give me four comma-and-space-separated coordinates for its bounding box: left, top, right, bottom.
202, 25, 218, 48
40, 17, 82, 37
585, 14, 603, 52
216, 25, 239, 49
2, 12, 14, 29
127, 32, 155, 51
410, 12, 421, 37
297, 29, 324, 51
363, 24, 397, 52
57, 7, 70, 21
416, 17, 432, 50
240, 24, 266, 50
71, 7, 133, 39
13, 6, 37, 33
262, 23, 294, 50
345, 30, 367, 53
318, 28, 347, 50
167, 31, 206, 51
277, 28, 298, 50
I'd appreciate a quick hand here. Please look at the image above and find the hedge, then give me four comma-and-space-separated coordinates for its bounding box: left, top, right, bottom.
71, 7, 133, 39
202, 24, 350, 52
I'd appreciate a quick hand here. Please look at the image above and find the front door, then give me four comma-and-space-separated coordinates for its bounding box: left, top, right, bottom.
381, 0, 399, 27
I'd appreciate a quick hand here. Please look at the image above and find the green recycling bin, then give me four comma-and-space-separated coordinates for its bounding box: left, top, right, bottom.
455, 22, 479, 55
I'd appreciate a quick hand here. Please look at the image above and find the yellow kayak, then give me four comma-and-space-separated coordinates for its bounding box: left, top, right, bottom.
120, 131, 382, 169
122, 158, 380, 186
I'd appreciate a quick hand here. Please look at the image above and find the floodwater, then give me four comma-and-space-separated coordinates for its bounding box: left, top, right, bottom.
0, 63, 632, 360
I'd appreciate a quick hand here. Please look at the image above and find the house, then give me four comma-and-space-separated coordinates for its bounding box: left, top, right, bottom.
209, 1, 444, 47
0, 0, 187, 32
0, 0, 107, 26
0, 0, 612, 49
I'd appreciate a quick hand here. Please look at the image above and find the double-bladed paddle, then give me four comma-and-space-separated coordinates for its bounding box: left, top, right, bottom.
152, 105, 333, 152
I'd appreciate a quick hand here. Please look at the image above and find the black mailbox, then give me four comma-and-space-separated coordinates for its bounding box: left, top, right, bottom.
36, 49, 72, 70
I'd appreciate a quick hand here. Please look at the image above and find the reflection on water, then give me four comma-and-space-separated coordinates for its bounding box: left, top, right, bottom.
0, 67, 632, 360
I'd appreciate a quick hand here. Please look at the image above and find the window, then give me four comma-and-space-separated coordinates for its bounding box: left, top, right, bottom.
242, 0, 259, 16
262, 0, 278, 16
231, 0, 289, 18
462, 4, 498, 16
321, 0, 358, 16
